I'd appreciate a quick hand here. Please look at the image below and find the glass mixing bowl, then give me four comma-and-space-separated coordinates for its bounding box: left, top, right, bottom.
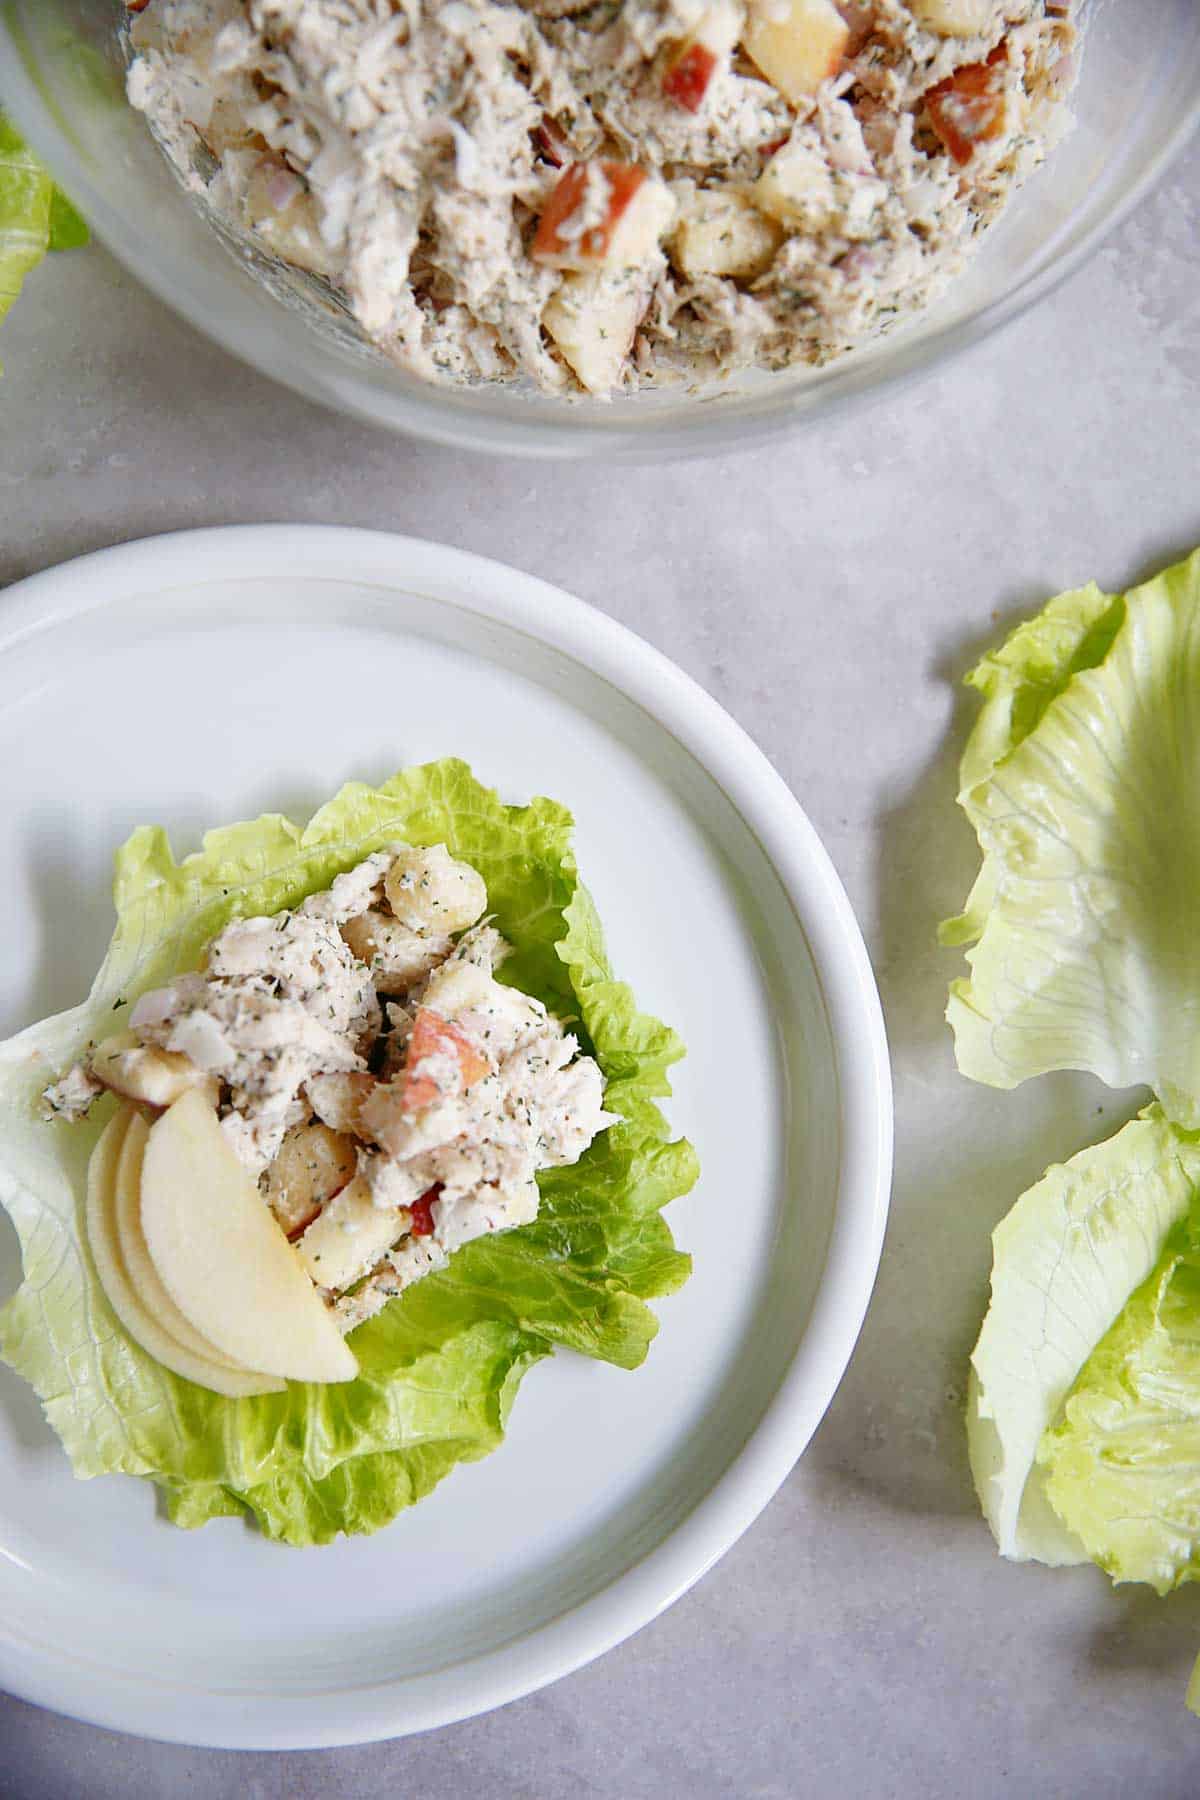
1, 0, 1196, 460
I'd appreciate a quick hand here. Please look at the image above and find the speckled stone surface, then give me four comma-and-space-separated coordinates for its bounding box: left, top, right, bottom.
0, 135, 1198, 1800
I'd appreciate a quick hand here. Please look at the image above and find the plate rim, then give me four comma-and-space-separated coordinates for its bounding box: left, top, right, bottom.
0, 525, 892, 1748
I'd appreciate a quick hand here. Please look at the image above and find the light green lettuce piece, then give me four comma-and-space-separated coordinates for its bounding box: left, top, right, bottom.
0, 115, 87, 354
967, 1108, 1200, 1564
1039, 1185, 1200, 1596
943, 549, 1200, 1126
0, 762, 695, 1546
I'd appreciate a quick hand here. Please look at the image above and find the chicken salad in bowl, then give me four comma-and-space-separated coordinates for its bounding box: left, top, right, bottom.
124, 0, 1078, 397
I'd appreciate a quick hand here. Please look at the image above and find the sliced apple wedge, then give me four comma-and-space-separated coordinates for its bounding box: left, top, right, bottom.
91, 1029, 220, 1110
85, 1104, 285, 1398
141, 1090, 359, 1383
114, 1110, 259, 1372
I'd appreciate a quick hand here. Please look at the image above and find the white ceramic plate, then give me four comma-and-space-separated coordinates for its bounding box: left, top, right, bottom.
0, 526, 891, 1748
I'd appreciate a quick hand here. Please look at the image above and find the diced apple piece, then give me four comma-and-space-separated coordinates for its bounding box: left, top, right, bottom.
671, 188, 783, 279
91, 1029, 220, 1111
910, 0, 996, 37
86, 1104, 284, 1397
532, 163, 675, 272
543, 272, 644, 395
663, 43, 718, 112
358, 1007, 491, 1157
305, 1070, 377, 1136
419, 959, 496, 1021
926, 45, 1008, 164
141, 1089, 359, 1383
383, 844, 487, 936
263, 1120, 358, 1239
754, 138, 837, 228
295, 1173, 412, 1291
741, 0, 849, 104
663, 2, 741, 111
400, 1006, 490, 1116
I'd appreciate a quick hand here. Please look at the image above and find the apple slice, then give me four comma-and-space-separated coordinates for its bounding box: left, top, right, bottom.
86, 1104, 285, 1398
91, 1029, 220, 1110
141, 1089, 359, 1383
296, 1173, 412, 1291
114, 1110, 261, 1371
532, 162, 675, 271
741, 0, 849, 104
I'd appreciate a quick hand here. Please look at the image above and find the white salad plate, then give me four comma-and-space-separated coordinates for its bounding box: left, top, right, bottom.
0, 526, 891, 1748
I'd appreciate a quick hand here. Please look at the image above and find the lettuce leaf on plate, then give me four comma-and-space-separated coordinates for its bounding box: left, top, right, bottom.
0, 116, 87, 352
967, 1108, 1200, 1566
943, 550, 1200, 1127
0, 762, 696, 1546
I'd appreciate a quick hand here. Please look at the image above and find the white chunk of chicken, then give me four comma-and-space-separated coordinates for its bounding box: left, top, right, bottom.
340, 910, 452, 994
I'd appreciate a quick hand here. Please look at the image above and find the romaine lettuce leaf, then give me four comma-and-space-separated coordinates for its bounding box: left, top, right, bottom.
0, 762, 695, 1546
943, 550, 1200, 1126
0, 115, 87, 352
967, 1108, 1200, 1564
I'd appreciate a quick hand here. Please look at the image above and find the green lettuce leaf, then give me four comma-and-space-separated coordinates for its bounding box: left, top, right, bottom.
0, 762, 695, 1546
1039, 1179, 1200, 1596
967, 1108, 1200, 1564
943, 549, 1200, 1126
0, 115, 88, 353
47, 187, 88, 251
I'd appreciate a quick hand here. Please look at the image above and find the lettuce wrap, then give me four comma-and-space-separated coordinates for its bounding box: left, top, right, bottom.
0, 761, 696, 1546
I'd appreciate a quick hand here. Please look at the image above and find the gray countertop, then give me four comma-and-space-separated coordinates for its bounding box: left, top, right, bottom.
1, 135, 1198, 1800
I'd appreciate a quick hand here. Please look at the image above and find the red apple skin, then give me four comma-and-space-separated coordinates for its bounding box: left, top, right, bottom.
926, 42, 1008, 164
532, 161, 648, 266
284, 1204, 323, 1243
663, 41, 719, 112
534, 115, 572, 168
400, 1007, 490, 1116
